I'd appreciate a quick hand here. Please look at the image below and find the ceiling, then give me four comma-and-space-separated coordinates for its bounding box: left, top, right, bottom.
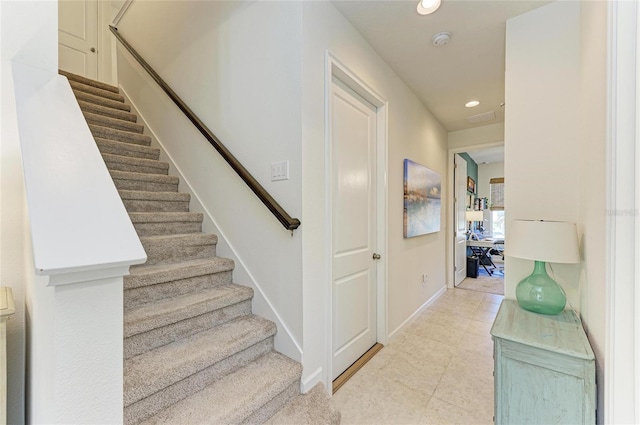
332, 0, 550, 132
466, 145, 504, 164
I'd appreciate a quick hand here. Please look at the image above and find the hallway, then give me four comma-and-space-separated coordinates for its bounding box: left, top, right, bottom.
333, 288, 502, 424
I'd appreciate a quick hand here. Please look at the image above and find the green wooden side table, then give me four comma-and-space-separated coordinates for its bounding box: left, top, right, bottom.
491, 299, 596, 424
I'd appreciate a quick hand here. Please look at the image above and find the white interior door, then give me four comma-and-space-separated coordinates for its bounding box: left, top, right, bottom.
59, 0, 98, 79
331, 77, 377, 380
454, 154, 468, 285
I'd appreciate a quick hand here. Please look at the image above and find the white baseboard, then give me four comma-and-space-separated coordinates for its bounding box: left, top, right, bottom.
301, 367, 323, 393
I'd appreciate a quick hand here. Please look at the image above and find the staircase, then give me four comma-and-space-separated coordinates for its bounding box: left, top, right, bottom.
60, 70, 340, 425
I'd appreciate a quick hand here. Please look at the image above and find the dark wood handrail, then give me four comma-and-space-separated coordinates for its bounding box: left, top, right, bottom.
109, 25, 301, 232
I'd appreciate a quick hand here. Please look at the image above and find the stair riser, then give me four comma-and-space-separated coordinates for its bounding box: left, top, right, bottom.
106, 161, 169, 176
114, 179, 178, 193
85, 113, 144, 134
124, 270, 233, 309
70, 80, 125, 102
122, 199, 189, 213
61, 70, 120, 93
124, 337, 274, 425
133, 221, 202, 237
242, 381, 301, 425
96, 140, 160, 161
141, 240, 216, 266
90, 126, 151, 147
79, 101, 137, 123
124, 300, 252, 359
74, 89, 131, 112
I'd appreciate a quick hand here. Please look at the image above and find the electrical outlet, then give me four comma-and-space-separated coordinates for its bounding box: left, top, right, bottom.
422, 274, 428, 287
271, 160, 289, 181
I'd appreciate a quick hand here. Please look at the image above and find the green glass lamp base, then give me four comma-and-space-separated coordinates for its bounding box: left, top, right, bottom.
516, 260, 566, 315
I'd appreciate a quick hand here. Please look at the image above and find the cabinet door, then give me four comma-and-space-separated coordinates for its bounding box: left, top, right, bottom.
495, 340, 595, 424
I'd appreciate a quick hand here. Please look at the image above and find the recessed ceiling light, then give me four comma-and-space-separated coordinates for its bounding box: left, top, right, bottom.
465, 100, 480, 108
417, 0, 441, 15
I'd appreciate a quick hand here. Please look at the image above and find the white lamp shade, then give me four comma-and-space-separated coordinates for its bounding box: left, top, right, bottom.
465, 210, 484, 222
507, 220, 580, 264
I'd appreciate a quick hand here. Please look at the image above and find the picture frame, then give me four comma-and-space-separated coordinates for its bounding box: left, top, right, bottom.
467, 176, 476, 194
403, 159, 441, 237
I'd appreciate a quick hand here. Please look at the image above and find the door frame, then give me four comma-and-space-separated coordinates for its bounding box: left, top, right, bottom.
325, 52, 388, 385
446, 142, 503, 288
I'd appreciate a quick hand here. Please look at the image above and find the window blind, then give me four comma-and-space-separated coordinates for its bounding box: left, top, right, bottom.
490, 177, 504, 211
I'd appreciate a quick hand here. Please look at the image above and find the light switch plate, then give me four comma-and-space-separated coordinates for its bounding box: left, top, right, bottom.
271, 160, 289, 181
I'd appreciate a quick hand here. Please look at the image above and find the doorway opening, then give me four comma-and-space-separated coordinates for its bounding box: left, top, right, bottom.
449, 144, 505, 296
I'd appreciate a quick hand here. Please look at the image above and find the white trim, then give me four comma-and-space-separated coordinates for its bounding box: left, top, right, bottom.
119, 86, 303, 361
112, 0, 134, 27
325, 52, 389, 387
388, 284, 446, 341
301, 367, 323, 394
445, 142, 504, 289
605, 1, 639, 423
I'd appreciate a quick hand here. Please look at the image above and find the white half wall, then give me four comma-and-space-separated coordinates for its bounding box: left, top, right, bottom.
0, 2, 58, 423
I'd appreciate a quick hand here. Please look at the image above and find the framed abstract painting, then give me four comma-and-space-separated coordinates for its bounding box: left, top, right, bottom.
403, 159, 441, 237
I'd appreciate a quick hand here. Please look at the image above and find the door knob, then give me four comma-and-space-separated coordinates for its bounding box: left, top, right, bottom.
90, 47, 96, 53
372, 253, 381, 260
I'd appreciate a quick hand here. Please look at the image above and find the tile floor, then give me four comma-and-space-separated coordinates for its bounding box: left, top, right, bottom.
333, 288, 504, 425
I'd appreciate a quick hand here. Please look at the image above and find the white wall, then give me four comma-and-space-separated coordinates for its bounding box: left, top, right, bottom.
578, 1, 607, 422
505, 1, 607, 420
448, 122, 504, 151
0, 2, 58, 423
116, 1, 304, 359
504, 1, 581, 302
301, 1, 448, 388
115, 0, 449, 391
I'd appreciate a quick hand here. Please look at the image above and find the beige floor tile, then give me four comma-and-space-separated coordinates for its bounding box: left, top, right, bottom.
466, 319, 493, 337
413, 322, 467, 347
334, 287, 497, 425
482, 293, 505, 305
456, 331, 494, 357
432, 362, 495, 420
422, 396, 494, 425
471, 308, 498, 324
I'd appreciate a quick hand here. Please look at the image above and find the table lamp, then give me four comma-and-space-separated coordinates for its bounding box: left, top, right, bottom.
465, 210, 484, 233
507, 220, 580, 315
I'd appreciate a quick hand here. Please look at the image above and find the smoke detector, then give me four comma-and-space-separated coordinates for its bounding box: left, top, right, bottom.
432, 32, 451, 47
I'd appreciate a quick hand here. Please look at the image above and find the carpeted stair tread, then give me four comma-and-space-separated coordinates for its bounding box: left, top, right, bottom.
118, 190, 190, 212
103, 153, 169, 175
139, 233, 217, 266
59, 69, 120, 93
84, 111, 145, 134
118, 190, 189, 202
124, 314, 277, 406
124, 283, 253, 337
79, 100, 138, 122
140, 352, 302, 425
266, 384, 341, 425
111, 170, 179, 192
129, 211, 202, 236
128, 211, 202, 224
126, 257, 234, 289
90, 124, 152, 146
96, 138, 160, 160
74, 89, 131, 111
69, 79, 125, 102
